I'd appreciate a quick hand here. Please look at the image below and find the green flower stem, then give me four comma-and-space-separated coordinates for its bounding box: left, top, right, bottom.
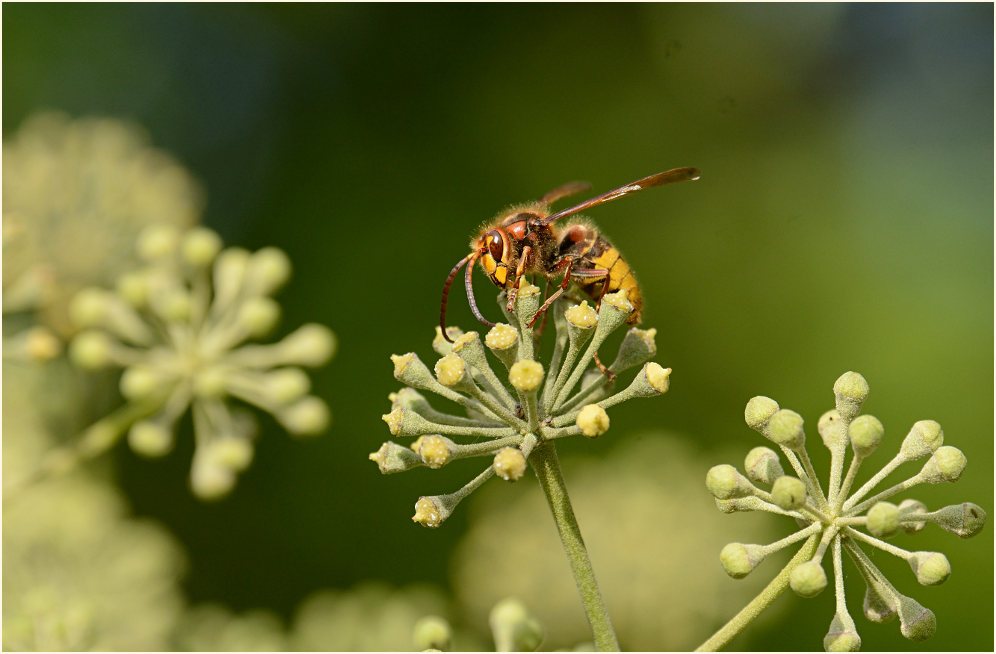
529, 440, 619, 652
696, 533, 820, 652
2, 398, 159, 503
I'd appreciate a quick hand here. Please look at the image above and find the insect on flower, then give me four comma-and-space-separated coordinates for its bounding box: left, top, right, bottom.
439, 168, 701, 342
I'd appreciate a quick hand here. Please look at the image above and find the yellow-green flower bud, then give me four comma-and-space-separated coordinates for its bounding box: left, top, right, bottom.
771, 476, 807, 510
281, 323, 336, 367
21, 326, 61, 361
249, 247, 292, 294
867, 502, 901, 538
818, 410, 847, 449
128, 420, 175, 457
706, 464, 754, 500
484, 323, 518, 351
790, 560, 827, 597
908, 551, 950, 586
565, 301, 598, 329
208, 436, 254, 472
413, 615, 452, 651
601, 289, 634, 316
121, 364, 171, 400
920, 445, 966, 483
239, 297, 281, 337
489, 598, 543, 653
609, 327, 657, 373
509, 360, 543, 392
69, 330, 114, 369
413, 496, 446, 528
181, 227, 223, 267
719, 542, 765, 578
493, 447, 527, 482
279, 396, 330, 436
434, 353, 467, 387
69, 287, 112, 327
898, 499, 928, 534
765, 409, 805, 450
849, 414, 884, 458
833, 371, 869, 421
190, 457, 236, 501
897, 596, 935, 641
744, 396, 779, 431
900, 419, 944, 460
862, 582, 896, 623
412, 435, 454, 469
576, 404, 610, 438
823, 614, 861, 652
432, 325, 463, 355
266, 368, 311, 404
744, 446, 784, 485
369, 441, 423, 474
194, 366, 229, 398
932, 502, 986, 538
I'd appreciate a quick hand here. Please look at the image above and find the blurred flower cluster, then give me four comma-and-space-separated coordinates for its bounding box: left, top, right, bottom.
707, 371, 986, 651
3, 111, 201, 341
372, 282, 670, 527
66, 224, 336, 499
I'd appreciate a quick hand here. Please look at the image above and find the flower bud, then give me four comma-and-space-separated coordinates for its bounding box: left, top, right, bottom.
848, 414, 884, 458
706, 464, 754, 500
413, 615, 452, 652
818, 410, 847, 449
412, 435, 455, 469
69, 287, 112, 327
823, 613, 861, 652
509, 360, 543, 392
576, 404, 610, 438
908, 551, 950, 586
265, 368, 311, 404
744, 447, 784, 485
862, 580, 897, 623
239, 297, 281, 337
899, 419, 943, 460
369, 441, 423, 474
565, 301, 598, 329
764, 409, 805, 450
21, 326, 61, 361
932, 502, 986, 538
281, 323, 336, 367
137, 224, 181, 261
484, 323, 518, 350
897, 499, 928, 534
181, 227, 223, 267
190, 457, 236, 500
609, 327, 657, 374
866, 502, 900, 538
434, 353, 467, 387
897, 595, 935, 641
489, 598, 543, 653
833, 371, 869, 421
919, 445, 966, 483
771, 476, 807, 511
278, 396, 330, 436
69, 330, 114, 369
194, 366, 229, 399
248, 247, 292, 294
432, 326, 463, 355
601, 289, 634, 317
493, 447, 527, 481
121, 364, 172, 400
413, 496, 449, 528
744, 396, 779, 431
207, 436, 254, 472
790, 560, 827, 597
719, 542, 766, 578
128, 420, 175, 457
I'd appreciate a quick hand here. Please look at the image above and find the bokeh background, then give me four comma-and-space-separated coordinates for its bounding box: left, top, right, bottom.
3, 3, 992, 651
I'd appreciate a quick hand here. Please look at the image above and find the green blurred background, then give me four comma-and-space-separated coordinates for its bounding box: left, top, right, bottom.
4, 3, 992, 651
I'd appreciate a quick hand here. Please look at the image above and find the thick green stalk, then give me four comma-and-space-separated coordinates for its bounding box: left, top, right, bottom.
530, 441, 619, 652
696, 533, 820, 652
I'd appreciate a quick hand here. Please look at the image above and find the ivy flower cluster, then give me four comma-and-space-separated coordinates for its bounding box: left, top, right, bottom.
371, 283, 671, 527
706, 372, 986, 651
67, 224, 335, 499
